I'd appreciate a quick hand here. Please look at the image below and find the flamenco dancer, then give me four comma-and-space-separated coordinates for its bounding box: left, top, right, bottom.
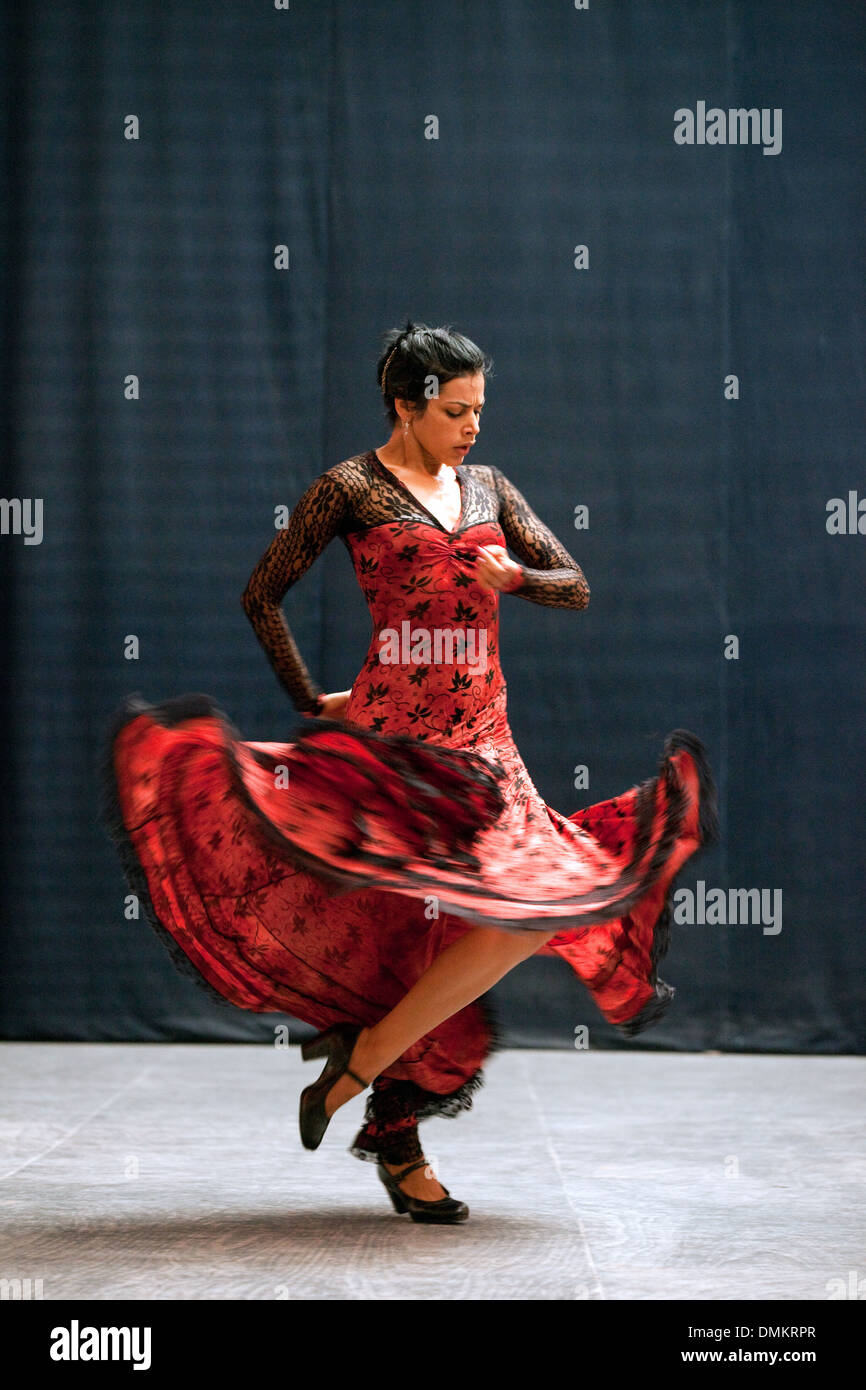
100, 320, 718, 1225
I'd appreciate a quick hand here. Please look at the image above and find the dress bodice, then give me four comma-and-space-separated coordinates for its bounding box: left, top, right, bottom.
241, 450, 590, 732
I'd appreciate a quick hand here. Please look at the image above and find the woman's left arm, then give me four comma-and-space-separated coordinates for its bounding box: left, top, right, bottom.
487, 465, 590, 610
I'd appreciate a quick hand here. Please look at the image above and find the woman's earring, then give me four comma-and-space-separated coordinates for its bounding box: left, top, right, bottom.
402, 419, 409, 435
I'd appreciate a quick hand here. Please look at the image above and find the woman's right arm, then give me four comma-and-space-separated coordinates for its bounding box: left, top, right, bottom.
241, 469, 350, 713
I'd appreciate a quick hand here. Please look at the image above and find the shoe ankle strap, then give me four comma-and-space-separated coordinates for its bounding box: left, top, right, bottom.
391, 1157, 430, 1180
345, 1066, 370, 1089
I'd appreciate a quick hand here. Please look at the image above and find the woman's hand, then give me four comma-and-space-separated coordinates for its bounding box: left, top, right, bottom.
302, 689, 353, 720
473, 543, 524, 593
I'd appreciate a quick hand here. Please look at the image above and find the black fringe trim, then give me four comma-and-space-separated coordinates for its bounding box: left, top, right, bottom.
662, 726, 721, 851
349, 990, 506, 1162
612, 727, 720, 1037
614, 974, 677, 1038
97, 693, 242, 1009
289, 717, 508, 866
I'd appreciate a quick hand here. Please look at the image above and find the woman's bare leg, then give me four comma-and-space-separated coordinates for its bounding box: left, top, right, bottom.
324, 923, 555, 1119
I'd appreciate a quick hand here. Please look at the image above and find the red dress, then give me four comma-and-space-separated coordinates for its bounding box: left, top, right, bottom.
101, 450, 718, 1164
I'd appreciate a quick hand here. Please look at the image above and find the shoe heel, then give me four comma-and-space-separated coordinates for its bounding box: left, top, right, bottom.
386, 1187, 408, 1215
298, 1023, 367, 1152
301, 1032, 331, 1062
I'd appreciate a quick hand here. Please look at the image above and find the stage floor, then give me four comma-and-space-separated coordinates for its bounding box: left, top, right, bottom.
0, 1044, 862, 1301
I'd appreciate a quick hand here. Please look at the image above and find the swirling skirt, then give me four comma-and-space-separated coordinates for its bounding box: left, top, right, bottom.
99, 692, 719, 1159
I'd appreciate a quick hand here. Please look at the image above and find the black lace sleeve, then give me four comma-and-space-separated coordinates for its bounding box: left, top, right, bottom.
490, 466, 590, 610
241, 469, 351, 712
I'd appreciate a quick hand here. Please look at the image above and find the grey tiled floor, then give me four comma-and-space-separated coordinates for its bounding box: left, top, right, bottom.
0, 1044, 862, 1300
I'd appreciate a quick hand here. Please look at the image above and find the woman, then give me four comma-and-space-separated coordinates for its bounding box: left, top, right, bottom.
101, 319, 718, 1224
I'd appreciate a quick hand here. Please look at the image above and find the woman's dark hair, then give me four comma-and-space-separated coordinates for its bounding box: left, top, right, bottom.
376, 319, 494, 425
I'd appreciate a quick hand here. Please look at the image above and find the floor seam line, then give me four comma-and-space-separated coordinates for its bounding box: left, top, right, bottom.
520, 1052, 607, 1300
0, 1066, 154, 1182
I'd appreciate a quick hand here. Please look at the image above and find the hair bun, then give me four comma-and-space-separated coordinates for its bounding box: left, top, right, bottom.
377, 320, 492, 411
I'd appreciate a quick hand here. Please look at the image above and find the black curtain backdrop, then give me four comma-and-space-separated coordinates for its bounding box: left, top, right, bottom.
1, 1, 863, 1050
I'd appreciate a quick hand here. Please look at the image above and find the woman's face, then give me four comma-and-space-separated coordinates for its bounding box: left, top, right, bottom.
404, 372, 485, 464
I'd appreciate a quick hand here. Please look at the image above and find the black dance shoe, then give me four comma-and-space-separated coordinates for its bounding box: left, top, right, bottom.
377, 1157, 470, 1224
299, 1022, 372, 1151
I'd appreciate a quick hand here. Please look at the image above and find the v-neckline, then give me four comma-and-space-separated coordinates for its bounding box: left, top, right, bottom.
370, 450, 465, 536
